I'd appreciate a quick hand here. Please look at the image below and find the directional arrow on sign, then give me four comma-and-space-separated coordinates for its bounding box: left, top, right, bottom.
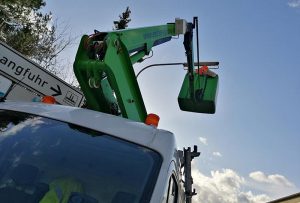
50, 85, 62, 96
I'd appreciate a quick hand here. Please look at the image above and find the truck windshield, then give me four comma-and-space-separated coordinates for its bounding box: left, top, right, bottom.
0, 110, 162, 203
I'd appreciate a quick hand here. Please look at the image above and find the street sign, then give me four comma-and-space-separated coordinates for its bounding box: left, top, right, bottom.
0, 41, 85, 107
6, 84, 38, 102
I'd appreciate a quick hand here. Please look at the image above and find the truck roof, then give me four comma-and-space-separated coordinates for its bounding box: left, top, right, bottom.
0, 101, 177, 158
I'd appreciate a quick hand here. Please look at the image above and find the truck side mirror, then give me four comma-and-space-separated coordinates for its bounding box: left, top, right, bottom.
178, 73, 218, 114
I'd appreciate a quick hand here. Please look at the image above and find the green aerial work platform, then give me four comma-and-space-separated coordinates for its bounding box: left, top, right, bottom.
178, 74, 218, 114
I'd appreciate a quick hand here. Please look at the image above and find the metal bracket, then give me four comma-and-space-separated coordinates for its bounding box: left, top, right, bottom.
178, 145, 200, 203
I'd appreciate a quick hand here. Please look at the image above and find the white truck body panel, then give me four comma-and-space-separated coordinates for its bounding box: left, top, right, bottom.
0, 101, 182, 203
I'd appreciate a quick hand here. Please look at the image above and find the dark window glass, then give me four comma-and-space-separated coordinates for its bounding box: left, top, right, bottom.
0, 110, 162, 203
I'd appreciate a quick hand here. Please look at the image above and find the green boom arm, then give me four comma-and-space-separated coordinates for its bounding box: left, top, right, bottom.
74, 19, 188, 122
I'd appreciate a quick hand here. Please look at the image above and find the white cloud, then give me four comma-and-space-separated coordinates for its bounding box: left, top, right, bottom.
190, 167, 299, 203
198, 136, 208, 145
288, 0, 300, 8
2, 117, 44, 138
213, 151, 222, 157
249, 171, 294, 187
238, 191, 271, 203
247, 171, 299, 200
192, 168, 271, 203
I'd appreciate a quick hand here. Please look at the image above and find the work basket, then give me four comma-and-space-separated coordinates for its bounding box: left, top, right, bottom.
178, 73, 218, 114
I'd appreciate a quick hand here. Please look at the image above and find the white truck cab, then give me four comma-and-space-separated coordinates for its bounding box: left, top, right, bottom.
0, 101, 187, 203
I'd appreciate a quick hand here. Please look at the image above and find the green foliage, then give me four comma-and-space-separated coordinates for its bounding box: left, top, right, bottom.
113, 7, 131, 30
0, 0, 59, 69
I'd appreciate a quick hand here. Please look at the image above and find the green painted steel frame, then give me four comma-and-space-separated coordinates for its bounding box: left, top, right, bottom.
74, 24, 178, 122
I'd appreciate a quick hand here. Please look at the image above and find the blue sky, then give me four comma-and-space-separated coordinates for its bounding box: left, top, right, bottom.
45, 1, 300, 202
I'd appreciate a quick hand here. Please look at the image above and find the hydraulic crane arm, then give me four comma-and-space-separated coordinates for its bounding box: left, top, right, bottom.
73, 16, 219, 203
74, 19, 190, 122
